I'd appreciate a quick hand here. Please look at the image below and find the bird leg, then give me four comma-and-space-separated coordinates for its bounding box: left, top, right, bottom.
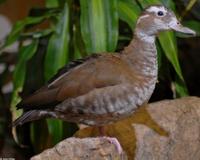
97, 126, 123, 154
98, 126, 106, 136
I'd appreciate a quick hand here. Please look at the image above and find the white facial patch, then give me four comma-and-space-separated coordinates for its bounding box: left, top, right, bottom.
137, 14, 150, 24
168, 17, 178, 28
146, 6, 167, 15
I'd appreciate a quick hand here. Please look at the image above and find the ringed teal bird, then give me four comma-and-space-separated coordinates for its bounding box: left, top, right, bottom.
13, 5, 195, 127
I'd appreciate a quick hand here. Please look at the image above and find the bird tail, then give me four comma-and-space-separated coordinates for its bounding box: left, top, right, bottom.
12, 110, 55, 127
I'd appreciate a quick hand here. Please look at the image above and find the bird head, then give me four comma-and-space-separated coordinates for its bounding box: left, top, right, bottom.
135, 5, 195, 39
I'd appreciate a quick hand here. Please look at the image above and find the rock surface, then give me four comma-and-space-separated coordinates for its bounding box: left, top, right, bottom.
31, 137, 127, 160
31, 97, 200, 160
134, 97, 200, 160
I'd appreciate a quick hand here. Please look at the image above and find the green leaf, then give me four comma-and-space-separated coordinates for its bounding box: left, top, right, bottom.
183, 20, 200, 36
80, 0, 106, 53
30, 120, 50, 153
118, 0, 175, 29
80, 0, 118, 53
46, 0, 59, 8
21, 29, 53, 39
11, 40, 38, 144
160, 0, 176, 11
46, 119, 63, 145
44, 2, 70, 81
73, 23, 87, 59
103, 0, 118, 52
158, 32, 183, 79
118, 0, 141, 29
174, 75, 188, 97
44, 2, 71, 146
2, 17, 47, 50
181, 0, 197, 19
158, 32, 188, 95
137, 0, 176, 11
137, 0, 161, 8
11, 39, 38, 117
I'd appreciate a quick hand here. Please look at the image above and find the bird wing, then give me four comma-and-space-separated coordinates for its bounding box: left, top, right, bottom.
17, 53, 136, 110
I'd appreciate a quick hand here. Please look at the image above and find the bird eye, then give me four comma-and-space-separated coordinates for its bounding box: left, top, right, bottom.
157, 11, 164, 16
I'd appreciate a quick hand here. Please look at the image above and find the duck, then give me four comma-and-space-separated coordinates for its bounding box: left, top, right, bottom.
13, 5, 195, 127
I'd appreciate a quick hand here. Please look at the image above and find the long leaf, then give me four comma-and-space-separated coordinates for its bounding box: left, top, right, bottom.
11, 39, 39, 110
31, 120, 50, 153
174, 75, 188, 97
183, 20, 200, 36
80, 0, 118, 53
44, 2, 70, 145
45, 0, 59, 8
21, 28, 53, 39
44, 3, 70, 81
11, 39, 39, 144
137, 0, 175, 10
46, 119, 63, 145
1, 15, 53, 51
118, 0, 141, 29
137, 0, 161, 7
80, 0, 106, 52
11, 40, 38, 143
103, 0, 118, 52
73, 22, 87, 59
160, 0, 175, 11
181, 0, 197, 19
158, 32, 181, 79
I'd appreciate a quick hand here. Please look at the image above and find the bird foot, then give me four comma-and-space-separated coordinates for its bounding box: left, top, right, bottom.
102, 137, 123, 154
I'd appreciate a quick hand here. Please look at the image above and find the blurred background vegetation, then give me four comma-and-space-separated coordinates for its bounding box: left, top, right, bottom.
0, 0, 199, 159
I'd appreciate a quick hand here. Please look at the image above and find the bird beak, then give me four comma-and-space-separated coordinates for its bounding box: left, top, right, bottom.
169, 19, 196, 36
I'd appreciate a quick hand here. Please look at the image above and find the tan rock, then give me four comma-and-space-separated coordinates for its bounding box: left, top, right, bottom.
134, 97, 200, 160
31, 137, 127, 160
31, 97, 200, 160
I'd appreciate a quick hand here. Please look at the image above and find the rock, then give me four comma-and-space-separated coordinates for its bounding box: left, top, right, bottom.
31, 137, 127, 160
134, 96, 200, 160
31, 97, 200, 160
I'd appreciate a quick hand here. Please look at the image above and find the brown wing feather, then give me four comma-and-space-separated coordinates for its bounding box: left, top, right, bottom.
17, 53, 135, 111
17, 54, 100, 110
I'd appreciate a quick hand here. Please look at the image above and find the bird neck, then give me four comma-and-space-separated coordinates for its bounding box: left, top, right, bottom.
121, 33, 158, 79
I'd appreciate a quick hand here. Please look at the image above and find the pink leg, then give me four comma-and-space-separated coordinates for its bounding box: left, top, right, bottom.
97, 126, 123, 154
102, 137, 123, 154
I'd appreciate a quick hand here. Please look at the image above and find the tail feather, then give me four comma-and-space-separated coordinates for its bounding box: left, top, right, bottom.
12, 110, 56, 127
